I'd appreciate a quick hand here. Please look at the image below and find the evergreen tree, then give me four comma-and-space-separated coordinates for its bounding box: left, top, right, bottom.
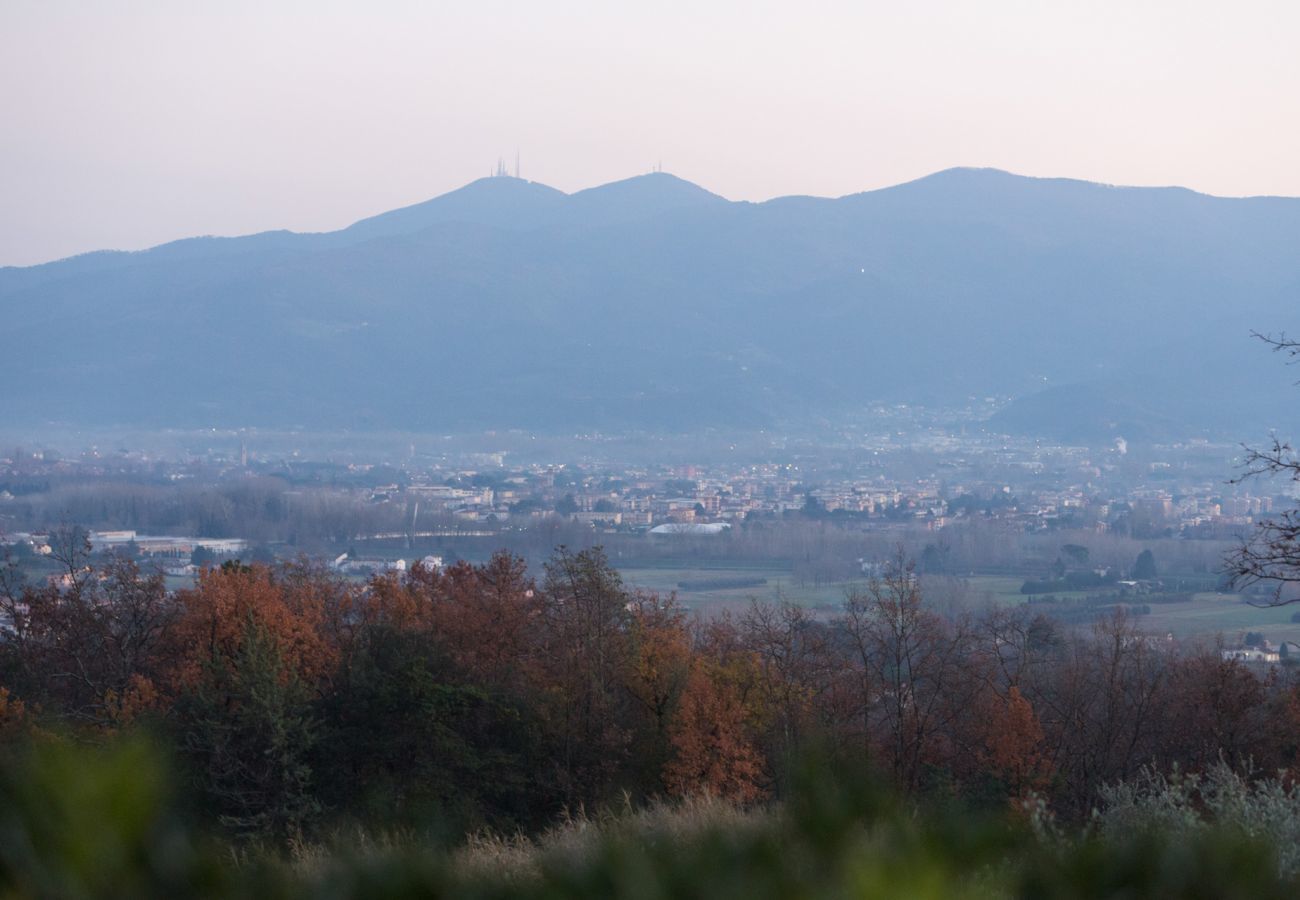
174, 617, 319, 841
1134, 549, 1158, 580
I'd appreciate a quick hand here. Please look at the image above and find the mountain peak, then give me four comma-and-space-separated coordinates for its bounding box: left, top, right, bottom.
569, 172, 726, 222
342, 171, 728, 240
343, 176, 567, 239
574, 171, 721, 197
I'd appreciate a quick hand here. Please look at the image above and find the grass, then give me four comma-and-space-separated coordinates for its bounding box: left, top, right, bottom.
449, 794, 768, 885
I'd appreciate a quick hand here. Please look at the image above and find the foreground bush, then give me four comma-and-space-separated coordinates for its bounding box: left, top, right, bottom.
1095, 762, 1300, 879
2, 737, 1297, 899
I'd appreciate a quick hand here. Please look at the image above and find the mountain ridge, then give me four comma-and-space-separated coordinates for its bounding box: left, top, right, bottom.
10, 167, 1300, 273
2, 167, 1297, 443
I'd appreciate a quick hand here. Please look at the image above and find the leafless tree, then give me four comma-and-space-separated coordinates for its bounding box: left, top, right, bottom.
1226, 333, 1300, 603
839, 552, 980, 791
741, 595, 836, 761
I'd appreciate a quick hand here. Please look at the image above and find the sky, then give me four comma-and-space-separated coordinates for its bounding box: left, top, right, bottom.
3, 0, 1299, 267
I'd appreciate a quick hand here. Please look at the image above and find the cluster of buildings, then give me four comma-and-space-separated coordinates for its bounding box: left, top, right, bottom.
359, 454, 1291, 541
85, 530, 247, 558
329, 553, 443, 576
0, 530, 248, 580
3, 421, 1296, 551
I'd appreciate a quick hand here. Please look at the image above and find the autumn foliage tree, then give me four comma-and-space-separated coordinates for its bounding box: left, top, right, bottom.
664, 657, 766, 802
425, 553, 541, 692
968, 685, 1052, 799
314, 551, 553, 832
166, 560, 339, 693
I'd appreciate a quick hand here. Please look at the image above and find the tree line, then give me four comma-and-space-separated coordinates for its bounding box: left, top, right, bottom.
2, 535, 1298, 845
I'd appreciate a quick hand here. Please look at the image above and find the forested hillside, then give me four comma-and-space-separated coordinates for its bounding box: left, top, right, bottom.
4, 169, 1297, 439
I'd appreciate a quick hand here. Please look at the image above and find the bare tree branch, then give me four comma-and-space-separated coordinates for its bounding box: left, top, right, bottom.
1225, 333, 1300, 603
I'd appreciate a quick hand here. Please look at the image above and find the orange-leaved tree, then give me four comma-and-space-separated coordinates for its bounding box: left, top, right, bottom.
167, 561, 338, 693
664, 658, 766, 803
972, 685, 1052, 799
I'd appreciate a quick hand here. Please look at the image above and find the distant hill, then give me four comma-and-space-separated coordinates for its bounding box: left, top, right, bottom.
1, 168, 1297, 443
342, 172, 728, 241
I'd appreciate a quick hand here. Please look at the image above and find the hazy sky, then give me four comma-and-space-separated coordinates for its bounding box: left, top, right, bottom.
3, 0, 1299, 267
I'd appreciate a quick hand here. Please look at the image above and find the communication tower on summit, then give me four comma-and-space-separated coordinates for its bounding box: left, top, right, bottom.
491, 154, 521, 178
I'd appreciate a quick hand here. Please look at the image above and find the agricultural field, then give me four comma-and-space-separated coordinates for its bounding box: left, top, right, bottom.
961, 575, 1093, 606
1137, 592, 1300, 644
619, 568, 1086, 617
619, 565, 864, 614
618, 565, 1300, 645
962, 577, 1300, 645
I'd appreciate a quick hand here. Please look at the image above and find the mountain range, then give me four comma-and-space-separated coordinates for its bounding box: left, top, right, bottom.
2, 168, 1297, 444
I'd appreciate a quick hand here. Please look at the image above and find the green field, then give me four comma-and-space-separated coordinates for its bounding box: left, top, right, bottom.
1138, 592, 1300, 643
619, 566, 1300, 642
942, 576, 1300, 642
939, 583, 1300, 644
621, 570, 1097, 617
619, 566, 862, 613
962, 575, 1093, 606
